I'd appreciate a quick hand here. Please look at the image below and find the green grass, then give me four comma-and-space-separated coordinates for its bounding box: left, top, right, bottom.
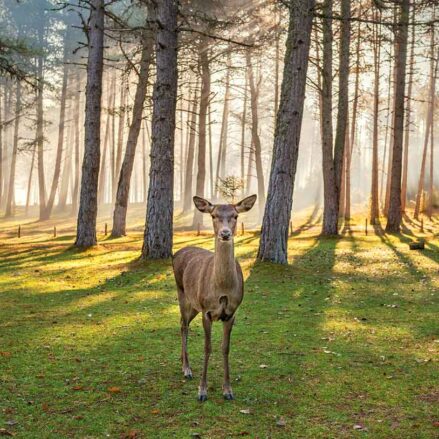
0, 213, 438, 438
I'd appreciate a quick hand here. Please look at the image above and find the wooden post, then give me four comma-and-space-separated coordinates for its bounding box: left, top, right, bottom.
290, 220, 293, 236
17, 225, 21, 238
197, 222, 200, 236
105, 223, 108, 235
241, 222, 244, 235
53, 226, 57, 238
420, 217, 424, 233
365, 218, 368, 236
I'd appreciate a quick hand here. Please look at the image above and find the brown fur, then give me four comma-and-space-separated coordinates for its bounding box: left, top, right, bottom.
172, 195, 256, 401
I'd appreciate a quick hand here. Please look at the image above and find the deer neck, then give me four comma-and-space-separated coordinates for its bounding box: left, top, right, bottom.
213, 237, 238, 290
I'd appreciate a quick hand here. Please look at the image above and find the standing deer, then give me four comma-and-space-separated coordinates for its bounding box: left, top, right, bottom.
172, 194, 257, 401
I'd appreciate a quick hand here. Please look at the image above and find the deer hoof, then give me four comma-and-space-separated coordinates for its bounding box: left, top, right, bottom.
197, 393, 208, 402
223, 392, 234, 400
183, 368, 193, 379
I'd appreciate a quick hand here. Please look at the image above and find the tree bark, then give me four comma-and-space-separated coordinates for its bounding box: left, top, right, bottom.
386, 0, 410, 233
257, 0, 315, 263
71, 72, 82, 214
246, 49, 265, 215
41, 39, 69, 220
192, 36, 210, 227
25, 143, 36, 214
240, 73, 248, 197
36, 45, 46, 219
75, 0, 105, 247
182, 84, 198, 212
401, 8, 415, 213
370, 12, 381, 225
112, 31, 153, 237
141, 0, 178, 259
5, 81, 21, 217
321, 0, 349, 235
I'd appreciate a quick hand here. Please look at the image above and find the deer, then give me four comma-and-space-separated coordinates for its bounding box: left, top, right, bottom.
172, 194, 257, 402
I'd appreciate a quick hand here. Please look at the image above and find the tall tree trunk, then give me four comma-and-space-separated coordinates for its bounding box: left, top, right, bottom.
215, 52, 231, 192
401, 8, 415, 213
192, 36, 210, 227
71, 72, 82, 214
246, 49, 265, 215
320, 0, 337, 235
42, 43, 69, 220
75, 0, 105, 247
428, 86, 435, 219
257, 0, 315, 263
112, 31, 153, 237
141, 0, 178, 259
0, 83, 3, 209
113, 74, 127, 201
98, 75, 114, 206
208, 101, 213, 198
5, 81, 21, 217
25, 144, 36, 214
385, 0, 410, 233
37, 49, 46, 219
321, 0, 350, 235
370, 13, 381, 225
240, 73, 248, 197
344, 13, 361, 223
183, 84, 198, 212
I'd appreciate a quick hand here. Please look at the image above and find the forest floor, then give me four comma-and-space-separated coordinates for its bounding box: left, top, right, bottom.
0, 207, 438, 438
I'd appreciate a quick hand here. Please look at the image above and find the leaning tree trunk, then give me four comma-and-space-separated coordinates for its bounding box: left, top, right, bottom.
5, 81, 21, 217
75, 0, 105, 247
246, 49, 265, 215
386, 0, 410, 233
42, 42, 69, 220
25, 144, 36, 214
370, 13, 381, 225
192, 36, 210, 228
141, 0, 178, 259
112, 31, 153, 237
257, 0, 315, 264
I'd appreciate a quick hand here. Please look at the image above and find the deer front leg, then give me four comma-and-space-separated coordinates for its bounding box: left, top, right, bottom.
222, 316, 235, 400
198, 312, 212, 402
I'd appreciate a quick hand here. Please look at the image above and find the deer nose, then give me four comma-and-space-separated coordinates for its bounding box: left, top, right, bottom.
219, 229, 232, 241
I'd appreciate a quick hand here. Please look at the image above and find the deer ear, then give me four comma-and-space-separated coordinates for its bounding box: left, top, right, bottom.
193, 196, 214, 213
235, 194, 257, 213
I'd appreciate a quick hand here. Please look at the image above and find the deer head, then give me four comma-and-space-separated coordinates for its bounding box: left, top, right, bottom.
193, 195, 257, 242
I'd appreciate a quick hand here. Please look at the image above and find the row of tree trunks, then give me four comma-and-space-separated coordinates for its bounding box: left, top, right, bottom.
385, 0, 410, 233
257, 0, 315, 263
112, 30, 154, 237
141, 0, 178, 259
414, 24, 437, 220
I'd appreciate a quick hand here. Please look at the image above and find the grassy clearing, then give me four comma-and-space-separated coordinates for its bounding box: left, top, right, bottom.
0, 211, 438, 438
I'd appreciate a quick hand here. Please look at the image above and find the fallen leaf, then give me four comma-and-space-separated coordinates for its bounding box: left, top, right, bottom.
259, 364, 268, 369
107, 386, 121, 394
0, 429, 14, 437
240, 409, 251, 415
42, 403, 49, 413
72, 385, 84, 391
151, 409, 160, 415
0, 352, 11, 357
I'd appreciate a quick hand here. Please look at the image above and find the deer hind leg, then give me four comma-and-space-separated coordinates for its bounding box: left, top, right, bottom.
179, 294, 198, 379
198, 312, 212, 402
222, 316, 235, 400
